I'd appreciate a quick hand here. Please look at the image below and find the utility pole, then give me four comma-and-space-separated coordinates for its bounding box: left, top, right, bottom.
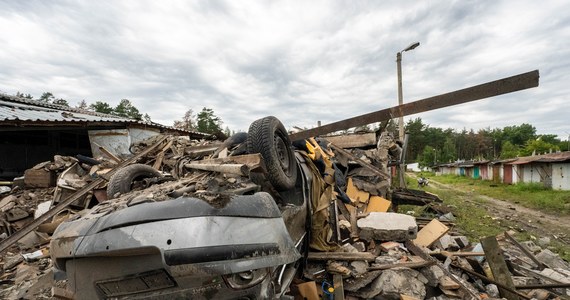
396, 41, 420, 187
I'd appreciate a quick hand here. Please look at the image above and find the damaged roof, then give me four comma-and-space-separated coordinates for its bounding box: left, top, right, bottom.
0, 93, 209, 138
506, 151, 570, 165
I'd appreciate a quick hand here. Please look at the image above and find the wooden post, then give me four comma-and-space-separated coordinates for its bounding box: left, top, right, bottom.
480, 236, 520, 300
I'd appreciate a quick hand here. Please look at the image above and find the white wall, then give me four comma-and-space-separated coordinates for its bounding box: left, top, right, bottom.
552, 163, 570, 190
88, 127, 161, 159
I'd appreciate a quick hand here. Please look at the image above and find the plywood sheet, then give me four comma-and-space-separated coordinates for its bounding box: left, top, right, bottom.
413, 219, 449, 248
366, 196, 391, 213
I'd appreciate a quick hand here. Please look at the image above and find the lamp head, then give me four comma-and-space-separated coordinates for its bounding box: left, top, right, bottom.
403, 42, 420, 52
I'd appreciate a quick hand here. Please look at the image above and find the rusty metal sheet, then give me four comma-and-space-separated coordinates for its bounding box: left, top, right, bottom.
289, 70, 539, 140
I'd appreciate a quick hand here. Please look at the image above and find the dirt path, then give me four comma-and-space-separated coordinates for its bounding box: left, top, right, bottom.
413, 174, 570, 244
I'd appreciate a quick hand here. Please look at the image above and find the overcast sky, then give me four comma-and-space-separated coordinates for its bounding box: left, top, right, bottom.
1, 1, 568, 139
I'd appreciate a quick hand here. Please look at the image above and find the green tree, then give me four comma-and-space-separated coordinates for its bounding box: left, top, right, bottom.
52, 98, 69, 107
196, 107, 223, 134
15, 92, 33, 99
114, 99, 142, 120
89, 101, 114, 114
440, 137, 457, 163
76, 100, 88, 110
519, 139, 560, 156
173, 109, 196, 131
38, 92, 55, 102
418, 146, 437, 167
500, 141, 519, 159
142, 113, 152, 122
502, 123, 536, 146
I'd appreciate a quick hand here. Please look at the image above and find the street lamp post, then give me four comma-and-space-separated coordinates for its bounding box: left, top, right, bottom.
396, 41, 420, 187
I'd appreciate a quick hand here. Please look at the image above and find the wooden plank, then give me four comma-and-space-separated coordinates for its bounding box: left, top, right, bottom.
184, 163, 250, 176
480, 236, 520, 300
0, 136, 169, 254
439, 276, 461, 290
346, 177, 370, 204
504, 231, 546, 269
24, 169, 55, 188
405, 241, 481, 299
451, 262, 531, 300
289, 70, 539, 140
413, 219, 449, 248
307, 251, 377, 261
330, 144, 390, 178
366, 196, 391, 213
400, 295, 422, 300
333, 274, 345, 300
194, 153, 264, 170
367, 260, 434, 271
325, 133, 376, 148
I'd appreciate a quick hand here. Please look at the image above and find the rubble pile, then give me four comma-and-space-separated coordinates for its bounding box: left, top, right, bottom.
0, 128, 569, 299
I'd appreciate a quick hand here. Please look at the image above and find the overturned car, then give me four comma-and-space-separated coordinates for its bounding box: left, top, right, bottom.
50, 116, 315, 299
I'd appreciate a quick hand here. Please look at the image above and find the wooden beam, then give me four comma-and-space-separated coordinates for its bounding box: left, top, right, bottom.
481, 236, 520, 300
329, 143, 390, 178
325, 133, 377, 148
451, 263, 531, 300
289, 70, 539, 140
333, 274, 345, 300
307, 251, 377, 261
504, 231, 546, 269
367, 260, 434, 271
184, 163, 250, 176
405, 240, 481, 300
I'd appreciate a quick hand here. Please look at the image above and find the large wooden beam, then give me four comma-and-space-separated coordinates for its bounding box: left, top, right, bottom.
289, 70, 539, 140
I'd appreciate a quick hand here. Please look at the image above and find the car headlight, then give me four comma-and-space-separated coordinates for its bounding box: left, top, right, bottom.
223, 268, 269, 289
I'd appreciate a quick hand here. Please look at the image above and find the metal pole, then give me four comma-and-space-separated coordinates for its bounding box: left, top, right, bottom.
396, 51, 405, 187
397, 51, 404, 140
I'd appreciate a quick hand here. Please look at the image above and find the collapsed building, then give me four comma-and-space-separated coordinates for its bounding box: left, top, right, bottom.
2, 70, 566, 299
0, 93, 208, 180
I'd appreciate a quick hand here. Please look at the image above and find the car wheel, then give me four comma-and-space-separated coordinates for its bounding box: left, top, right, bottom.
107, 164, 162, 199
247, 116, 297, 191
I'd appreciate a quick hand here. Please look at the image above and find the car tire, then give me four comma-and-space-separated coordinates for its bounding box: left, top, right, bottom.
107, 164, 162, 199
247, 116, 297, 191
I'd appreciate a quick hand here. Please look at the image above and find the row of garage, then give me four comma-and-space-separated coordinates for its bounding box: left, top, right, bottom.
434, 152, 570, 190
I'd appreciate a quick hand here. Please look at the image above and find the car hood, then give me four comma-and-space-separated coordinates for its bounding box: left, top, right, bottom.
51, 192, 301, 276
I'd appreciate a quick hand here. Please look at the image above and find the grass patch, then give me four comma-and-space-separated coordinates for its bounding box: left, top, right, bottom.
424, 174, 570, 215
404, 174, 570, 261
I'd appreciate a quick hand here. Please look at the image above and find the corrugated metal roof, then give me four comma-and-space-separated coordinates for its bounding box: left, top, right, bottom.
0, 93, 210, 138
0, 99, 132, 123
507, 151, 570, 165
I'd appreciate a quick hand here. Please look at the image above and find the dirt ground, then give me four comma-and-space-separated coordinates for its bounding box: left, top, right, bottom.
427, 177, 570, 244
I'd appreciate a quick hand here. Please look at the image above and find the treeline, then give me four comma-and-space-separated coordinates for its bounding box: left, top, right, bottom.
405, 118, 569, 166
15, 91, 149, 121
14, 91, 230, 136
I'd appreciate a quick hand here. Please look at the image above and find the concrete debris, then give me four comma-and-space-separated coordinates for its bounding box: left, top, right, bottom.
535, 249, 570, 270
357, 212, 418, 241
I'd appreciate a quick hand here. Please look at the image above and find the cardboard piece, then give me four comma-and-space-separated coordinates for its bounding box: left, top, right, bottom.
296, 281, 320, 300
413, 219, 449, 248
366, 196, 391, 213
346, 177, 370, 204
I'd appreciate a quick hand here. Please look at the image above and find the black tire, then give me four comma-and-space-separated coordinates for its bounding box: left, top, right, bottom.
247, 116, 297, 191
107, 164, 162, 199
